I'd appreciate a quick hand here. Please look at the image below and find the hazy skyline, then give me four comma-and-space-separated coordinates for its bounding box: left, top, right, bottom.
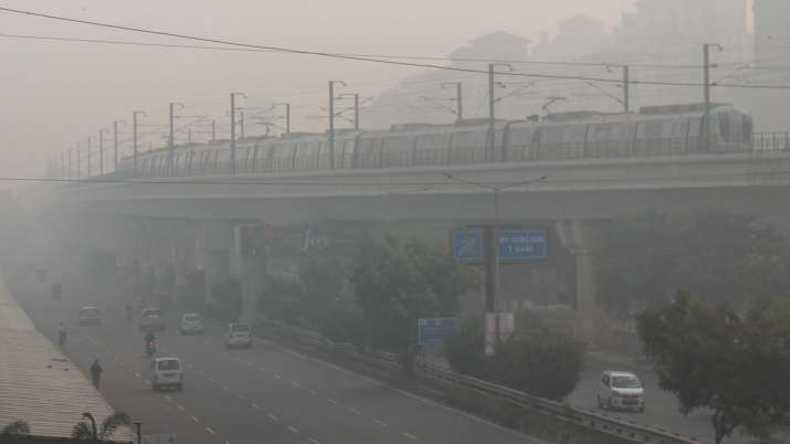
1, 1, 639, 177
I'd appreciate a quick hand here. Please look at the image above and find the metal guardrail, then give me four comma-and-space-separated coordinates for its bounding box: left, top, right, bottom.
754, 132, 790, 152
257, 319, 703, 444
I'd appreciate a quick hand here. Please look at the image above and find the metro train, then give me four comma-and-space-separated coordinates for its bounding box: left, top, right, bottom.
118, 103, 754, 178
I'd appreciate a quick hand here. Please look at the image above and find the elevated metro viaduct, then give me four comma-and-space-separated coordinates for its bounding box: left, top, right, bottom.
43, 150, 790, 329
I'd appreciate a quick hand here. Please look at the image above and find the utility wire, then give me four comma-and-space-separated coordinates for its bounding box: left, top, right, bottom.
2, 7, 790, 90
0, 31, 743, 71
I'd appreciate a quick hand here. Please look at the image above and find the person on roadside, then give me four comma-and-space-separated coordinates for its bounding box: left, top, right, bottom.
90, 359, 103, 388
57, 322, 67, 348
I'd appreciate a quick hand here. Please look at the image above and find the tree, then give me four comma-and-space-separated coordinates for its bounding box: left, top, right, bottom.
445, 311, 585, 401
0, 420, 30, 442
638, 293, 790, 444
350, 236, 469, 351
71, 411, 130, 441
598, 211, 790, 319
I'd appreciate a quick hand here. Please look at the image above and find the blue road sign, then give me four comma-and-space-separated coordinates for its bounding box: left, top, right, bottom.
452, 228, 547, 262
417, 317, 459, 347
498, 230, 547, 261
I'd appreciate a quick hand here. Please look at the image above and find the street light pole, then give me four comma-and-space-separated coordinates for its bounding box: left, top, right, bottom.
622, 65, 630, 113
87, 137, 92, 177
211, 119, 216, 142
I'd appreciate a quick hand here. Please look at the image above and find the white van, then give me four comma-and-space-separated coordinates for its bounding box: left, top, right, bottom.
225, 323, 252, 349
179, 313, 204, 335
151, 357, 183, 391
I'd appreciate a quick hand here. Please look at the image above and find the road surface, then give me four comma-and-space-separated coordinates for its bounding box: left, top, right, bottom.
13, 273, 539, 444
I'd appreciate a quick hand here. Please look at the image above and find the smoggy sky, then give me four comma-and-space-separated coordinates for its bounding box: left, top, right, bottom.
0, 0, 637, 177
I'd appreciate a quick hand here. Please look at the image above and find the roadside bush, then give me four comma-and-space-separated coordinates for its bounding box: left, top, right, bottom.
445, 310, 585, 401
444, 316, 487, 378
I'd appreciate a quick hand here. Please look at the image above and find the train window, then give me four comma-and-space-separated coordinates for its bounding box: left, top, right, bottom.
586, 122, 636, 159
295, 140, 319, 170
356, 136, 381, 169
537, 124, 587, 160
719, 115, 731, 143
634, 119, 675, 156
379, 134, 414, 168
449, 128, 490, 164
415, 132, 450, 166
506, 125, 537, 161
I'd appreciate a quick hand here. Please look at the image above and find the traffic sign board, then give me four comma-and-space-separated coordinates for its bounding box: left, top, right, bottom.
417, 317, 459, 347
452, 228, 547, 263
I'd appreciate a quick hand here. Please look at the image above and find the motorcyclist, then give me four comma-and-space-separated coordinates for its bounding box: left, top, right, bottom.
144, 331, 156, 355
57, 322, 67, 348
90, 359, 102, 388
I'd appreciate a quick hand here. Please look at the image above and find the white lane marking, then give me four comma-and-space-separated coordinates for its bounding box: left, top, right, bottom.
191, 416, 199, 424
265, 339, 527, 439
374, 419, 387, 427
274, 373, 281, 379
134, 372, 141, 378
287, 425, 299, 434
291, 381, 301, 388
308, 439, 321, 444
222, 385, 230, 391
328, 399, 338, 405
237, 394, 248, 401
403, 432, 418, 440
164, 395, 173, 402
258, 367, 267, 372
251, 403, 261, 409
205, 427, 216, 435
307, 389, 317, 395
348, 407, 361, 415
176, 404, 185, 411
267, 413, 279, 422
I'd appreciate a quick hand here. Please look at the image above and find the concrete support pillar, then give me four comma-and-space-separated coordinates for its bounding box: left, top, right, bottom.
232, 224, 268, 324
197, 221, 234, 307
556, 220, 601, 336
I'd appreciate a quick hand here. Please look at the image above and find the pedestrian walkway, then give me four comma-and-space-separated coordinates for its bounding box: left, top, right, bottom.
0, 273, 127, 440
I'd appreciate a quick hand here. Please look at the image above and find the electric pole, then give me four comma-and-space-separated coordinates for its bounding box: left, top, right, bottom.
68, 149, 72, 179
188, 127, 192, 145
61, 152, 66, 179
113, 121, 119, 171
623, 65, 630, 113
132, 111, 145, 174
211, 119, 216, 142
703, 43, 722, 152
87, 137, 92, 177
230, 92, 245, 174
169, 102, 175, 176
100, 131, 106, 174
283, 103, 291, 135
353, 93, 359, 131
488, 64, 496, 161
456, 82, 464, 122
239, 111, 246, 139
76, 145, 81, 179
328, 80, 346, 169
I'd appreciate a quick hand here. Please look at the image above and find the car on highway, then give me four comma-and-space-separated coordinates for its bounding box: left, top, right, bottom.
225, 322, 253, 349
151, 357, 183, 391
139, 307, 166, 332
78, 306, 102, 326
179, 312, 204, 335
597, 370, 645, 412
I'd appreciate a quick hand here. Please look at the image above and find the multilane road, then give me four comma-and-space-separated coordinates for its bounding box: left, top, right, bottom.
16, 278, 538, 444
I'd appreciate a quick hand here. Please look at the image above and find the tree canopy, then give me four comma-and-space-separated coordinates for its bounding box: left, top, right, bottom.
350, 236, 469, 351
638, 294, 790, 444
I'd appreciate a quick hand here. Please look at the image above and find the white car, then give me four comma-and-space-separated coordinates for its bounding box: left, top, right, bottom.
225, 323, 253, 349
151, 357, 183, 391
78, 306, 102, 326
597, 370, 645, 412
139, 307, 166, 332
179, 313, 204, 335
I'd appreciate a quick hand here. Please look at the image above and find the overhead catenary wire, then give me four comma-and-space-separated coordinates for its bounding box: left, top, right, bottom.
2, 7, 790, 90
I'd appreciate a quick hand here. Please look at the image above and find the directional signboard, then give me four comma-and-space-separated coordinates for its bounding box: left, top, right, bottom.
417, 317, 459, 347
452, 228, 547, 263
